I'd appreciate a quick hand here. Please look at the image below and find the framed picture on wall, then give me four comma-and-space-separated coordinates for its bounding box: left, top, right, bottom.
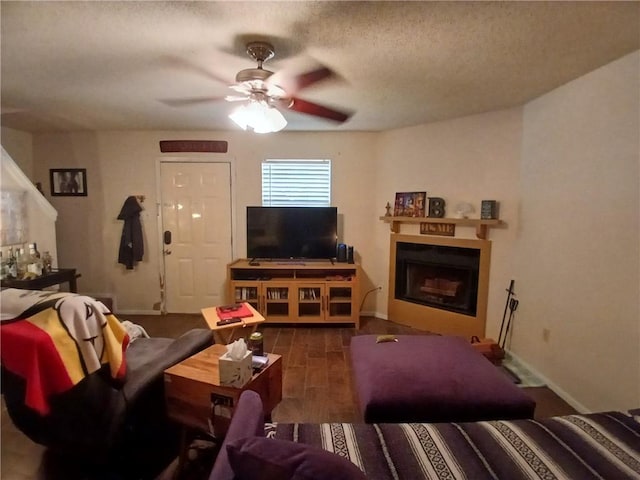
50, 168, 87, 196
394, 191, 426, 217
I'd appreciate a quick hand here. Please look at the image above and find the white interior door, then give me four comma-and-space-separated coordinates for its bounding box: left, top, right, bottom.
160, 161, 232, 313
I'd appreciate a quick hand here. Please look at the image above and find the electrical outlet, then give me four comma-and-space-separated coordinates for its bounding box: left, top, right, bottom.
542, 328, 550, 342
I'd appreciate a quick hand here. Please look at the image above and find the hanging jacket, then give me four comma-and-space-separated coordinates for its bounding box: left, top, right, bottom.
117, 196, 143, 269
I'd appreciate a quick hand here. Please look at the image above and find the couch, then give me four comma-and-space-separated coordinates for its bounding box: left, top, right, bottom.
210, 391, 640, 480
0, 288, 213, 476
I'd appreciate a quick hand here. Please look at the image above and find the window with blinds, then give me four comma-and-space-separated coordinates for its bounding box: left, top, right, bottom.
261, 159, 331, 206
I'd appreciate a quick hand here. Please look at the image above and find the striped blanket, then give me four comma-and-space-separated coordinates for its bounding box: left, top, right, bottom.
273, 411, 640, 479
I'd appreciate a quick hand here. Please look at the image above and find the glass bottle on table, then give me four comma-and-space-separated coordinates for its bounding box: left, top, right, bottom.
7, 247, 17, 279
42, 251, 53, 274
0, 251, 6, 280
27, 244, 43, 276
16, 248, 28, 279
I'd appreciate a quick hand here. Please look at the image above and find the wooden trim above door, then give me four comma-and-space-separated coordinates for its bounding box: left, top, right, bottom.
159, 140, 228, 153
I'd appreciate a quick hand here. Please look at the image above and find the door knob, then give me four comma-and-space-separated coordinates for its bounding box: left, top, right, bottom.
163, 230, 172, 245
163, 249, 172, 255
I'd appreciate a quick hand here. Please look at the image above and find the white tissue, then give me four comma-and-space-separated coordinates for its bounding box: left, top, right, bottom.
219, 338, 253, 387
226, 338, 249, 361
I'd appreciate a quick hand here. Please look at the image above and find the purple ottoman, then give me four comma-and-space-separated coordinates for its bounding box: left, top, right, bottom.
350, 335, 536, 423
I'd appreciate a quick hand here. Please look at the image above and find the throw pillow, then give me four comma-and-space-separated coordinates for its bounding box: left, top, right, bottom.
227, 436, 368, 480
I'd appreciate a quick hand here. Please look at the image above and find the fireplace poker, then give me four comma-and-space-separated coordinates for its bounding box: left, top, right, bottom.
501, 298, 519, 350
498, 280, 515, 348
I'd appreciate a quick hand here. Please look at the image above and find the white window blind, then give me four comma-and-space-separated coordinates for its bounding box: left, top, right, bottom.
262, 159, 331, 206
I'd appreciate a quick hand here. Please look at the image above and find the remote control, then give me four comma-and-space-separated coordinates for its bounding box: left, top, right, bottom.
216, 317, 242, 326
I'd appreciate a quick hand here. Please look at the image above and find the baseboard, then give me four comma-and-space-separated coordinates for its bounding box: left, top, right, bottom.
115, 309, 161, 316
81, 293, 163, 316
359, 310, 387, 319
506, 350, 590, 414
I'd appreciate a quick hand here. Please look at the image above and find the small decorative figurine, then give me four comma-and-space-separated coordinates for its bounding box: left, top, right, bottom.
454, 202, 474, 219
385, 202, 392, 216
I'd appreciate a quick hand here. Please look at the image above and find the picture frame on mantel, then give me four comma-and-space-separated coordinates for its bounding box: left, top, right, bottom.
394, 191, 426, 217
50, 168, 87, 197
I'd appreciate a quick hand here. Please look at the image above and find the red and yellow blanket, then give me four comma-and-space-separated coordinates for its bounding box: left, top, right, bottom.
0, 289, 129, 415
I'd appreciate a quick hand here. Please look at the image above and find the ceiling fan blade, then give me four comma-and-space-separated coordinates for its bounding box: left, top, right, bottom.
159, 55, 231, 86
159, 96, 222, 107
291, 66, 336, 92
229, 84, 252, 94
288, 97, 351, 123
224, 95, 249, 102
270, 66, 337, 94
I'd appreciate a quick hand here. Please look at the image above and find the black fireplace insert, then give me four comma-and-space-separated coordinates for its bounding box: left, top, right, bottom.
394, 242, 480, 316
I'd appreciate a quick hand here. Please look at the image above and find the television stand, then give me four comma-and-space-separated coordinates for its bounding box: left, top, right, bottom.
227, 259, 360, 328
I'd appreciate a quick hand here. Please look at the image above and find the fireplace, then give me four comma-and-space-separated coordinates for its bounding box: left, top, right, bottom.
395, 242, 480, 316
388, 234, 491, 337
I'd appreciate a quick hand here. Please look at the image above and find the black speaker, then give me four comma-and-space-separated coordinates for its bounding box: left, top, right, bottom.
337, 243, 347, 262
347, 246, 354, 264
428, 197, 446, 218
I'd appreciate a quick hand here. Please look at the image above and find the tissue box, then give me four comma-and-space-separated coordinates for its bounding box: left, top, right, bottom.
218, 350, 253, 388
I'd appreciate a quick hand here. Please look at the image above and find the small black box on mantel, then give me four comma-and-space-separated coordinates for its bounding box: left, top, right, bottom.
428, 197, 446, 218
481, 200, 499, 219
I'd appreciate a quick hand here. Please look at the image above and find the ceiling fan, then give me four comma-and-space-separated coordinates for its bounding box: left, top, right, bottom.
224, 41, 351, 125
163, 41, 352, 131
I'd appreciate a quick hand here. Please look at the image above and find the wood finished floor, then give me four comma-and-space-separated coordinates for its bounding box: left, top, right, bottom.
1, 315, 576, 480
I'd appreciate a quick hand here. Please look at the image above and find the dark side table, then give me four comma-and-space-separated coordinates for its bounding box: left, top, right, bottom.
0, 268, 80, 293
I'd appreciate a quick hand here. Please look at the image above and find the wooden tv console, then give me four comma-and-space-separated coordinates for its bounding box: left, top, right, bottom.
227, 259, 360, 328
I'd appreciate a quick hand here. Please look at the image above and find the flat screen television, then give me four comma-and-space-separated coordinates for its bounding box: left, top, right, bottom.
247, 206, 338, 260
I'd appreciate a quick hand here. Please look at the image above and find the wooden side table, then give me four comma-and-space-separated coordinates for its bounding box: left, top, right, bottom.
164, 344, 282, 477
164, 344, 282, 437
201, 302, 265, 344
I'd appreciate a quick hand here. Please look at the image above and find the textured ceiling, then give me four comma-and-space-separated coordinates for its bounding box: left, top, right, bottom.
1, 1, 639, 133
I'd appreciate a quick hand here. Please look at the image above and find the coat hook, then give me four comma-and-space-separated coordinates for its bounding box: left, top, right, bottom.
135, 195, 145, 203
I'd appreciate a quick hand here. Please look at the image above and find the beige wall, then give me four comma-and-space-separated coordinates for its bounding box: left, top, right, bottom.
514, 51, 639, 411
1, 127, 34, 179
374, 108, 523, 338
32, 131, 377, 313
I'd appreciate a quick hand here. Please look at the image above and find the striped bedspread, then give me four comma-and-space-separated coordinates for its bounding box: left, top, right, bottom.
273, 411, 640, 479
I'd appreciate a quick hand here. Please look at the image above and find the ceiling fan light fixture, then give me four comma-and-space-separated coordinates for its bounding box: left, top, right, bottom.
228, 101, 287, 134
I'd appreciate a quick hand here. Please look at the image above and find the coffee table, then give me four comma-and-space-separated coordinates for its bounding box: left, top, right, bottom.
201, 302, 265, 344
